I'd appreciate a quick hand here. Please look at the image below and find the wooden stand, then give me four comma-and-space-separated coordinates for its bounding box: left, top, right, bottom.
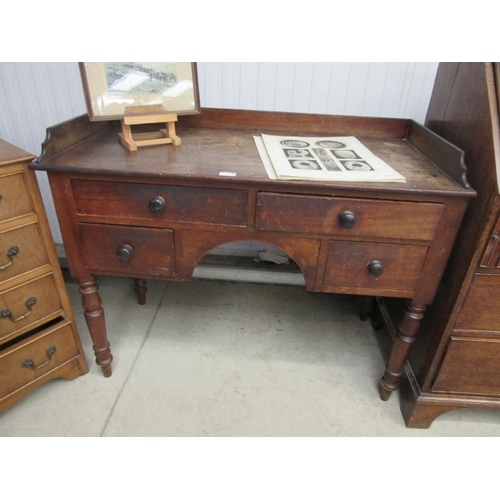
118, 105, 181, 151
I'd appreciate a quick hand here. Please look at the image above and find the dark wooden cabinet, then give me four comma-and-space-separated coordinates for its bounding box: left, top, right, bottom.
382, 62, 500, 427
31, 108, 474, 405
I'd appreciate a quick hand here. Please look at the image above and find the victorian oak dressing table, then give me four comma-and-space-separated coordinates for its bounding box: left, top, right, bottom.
31, 108, 475, 402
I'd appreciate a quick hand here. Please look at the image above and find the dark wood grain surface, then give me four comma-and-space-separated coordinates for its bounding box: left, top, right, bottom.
32, 109, 474, 198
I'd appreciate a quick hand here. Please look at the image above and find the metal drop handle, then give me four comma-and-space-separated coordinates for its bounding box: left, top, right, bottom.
1, 296, 37, 322
0, 246, 19, 271
22, 346, 56, 370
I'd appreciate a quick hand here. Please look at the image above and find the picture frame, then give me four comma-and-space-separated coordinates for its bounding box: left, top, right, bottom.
79, 62, 200, 121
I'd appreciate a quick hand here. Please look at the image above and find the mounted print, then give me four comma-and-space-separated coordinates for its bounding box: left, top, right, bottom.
79, 62, 200, 121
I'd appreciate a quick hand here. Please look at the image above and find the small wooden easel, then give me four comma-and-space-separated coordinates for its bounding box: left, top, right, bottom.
118, 104, 182, 151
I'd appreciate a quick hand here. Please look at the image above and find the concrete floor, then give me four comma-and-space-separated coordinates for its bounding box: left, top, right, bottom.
1, 272, 500, 437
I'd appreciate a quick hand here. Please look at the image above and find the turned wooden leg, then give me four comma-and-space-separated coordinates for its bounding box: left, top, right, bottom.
380, 301, 426, 401
359, 295, 375, 322
78, 276, 113, 377
133, 278, 147, 305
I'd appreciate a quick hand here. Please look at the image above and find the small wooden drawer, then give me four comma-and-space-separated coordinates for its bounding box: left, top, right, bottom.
0, 222, 49, 286
255, 192, 443, 241
0, 274, 63, 343
432, 336, 500, 396
80, 223, 175, 277
455, 274, 500, 331
0, 171, 33, 222
0, 319, 79, 401
323, 240, 428, 296
72, 179, 248, 226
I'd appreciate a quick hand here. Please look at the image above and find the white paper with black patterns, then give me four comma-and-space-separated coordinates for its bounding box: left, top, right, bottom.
258, 134, 405, 183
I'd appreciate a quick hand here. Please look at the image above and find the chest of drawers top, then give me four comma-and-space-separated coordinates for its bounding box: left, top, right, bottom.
0, 140, 35, 167
31, 108, 474, 202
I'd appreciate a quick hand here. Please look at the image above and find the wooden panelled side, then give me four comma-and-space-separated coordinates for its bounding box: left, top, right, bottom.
410, 63, 500, 387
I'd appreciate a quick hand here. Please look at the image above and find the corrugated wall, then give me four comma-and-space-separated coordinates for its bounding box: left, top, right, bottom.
0, 62, 438, 244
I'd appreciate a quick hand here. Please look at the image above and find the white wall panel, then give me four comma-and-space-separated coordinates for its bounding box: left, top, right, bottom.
221, 62, 241, 109
309, 63, 334, 114
0, 61, 439, 246
325, 63, 352, 115
274, 63, 296, 112
239, 62, 260, 111
361, 62, 390, 117
256, 63, 278, 111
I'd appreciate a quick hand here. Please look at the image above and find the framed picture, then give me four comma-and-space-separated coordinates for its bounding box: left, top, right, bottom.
79, 62, 200, 121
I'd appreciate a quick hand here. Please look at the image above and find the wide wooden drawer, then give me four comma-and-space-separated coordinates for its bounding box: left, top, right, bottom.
72, 180, 248, 226
0, 319, 79, 400
80, 223, 175, 277
455, 274, 500, 331
0, 222, 49, 286
255, 192, 443, 241
0, 274, 63, 343
323, 241, 428, 296
432, 336, 500, 396
0, 171, 33, 223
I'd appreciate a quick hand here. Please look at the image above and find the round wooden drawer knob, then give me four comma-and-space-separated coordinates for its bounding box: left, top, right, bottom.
339, 211, 356, 228
116, 244, 133, 261
367, 260, 384, 276
149, 196, 166, 212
